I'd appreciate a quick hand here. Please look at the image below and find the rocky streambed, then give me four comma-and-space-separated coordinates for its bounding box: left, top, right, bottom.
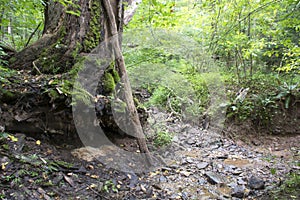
0, 109, 299, 199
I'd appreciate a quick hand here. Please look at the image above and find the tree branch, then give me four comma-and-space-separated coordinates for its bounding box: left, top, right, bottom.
25, 22, 42, 47
123, 0, 142, 25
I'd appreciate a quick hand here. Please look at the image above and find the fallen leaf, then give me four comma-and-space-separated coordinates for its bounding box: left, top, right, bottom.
48, 79, 54, 85
89, 183, 97, 189
1, 162, 8, 170
8, 135, 18, 142
90, 174, 99, 179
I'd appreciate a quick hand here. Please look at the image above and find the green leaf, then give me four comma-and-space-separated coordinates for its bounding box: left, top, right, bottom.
66, 10, 80, 17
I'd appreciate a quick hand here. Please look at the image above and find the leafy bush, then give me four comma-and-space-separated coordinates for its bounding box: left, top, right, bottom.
153, 131, 173, 147
226, 72, 299, 126
0, 47, 8, 67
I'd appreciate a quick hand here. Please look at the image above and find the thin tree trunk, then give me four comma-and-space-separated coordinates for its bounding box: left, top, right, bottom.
103, 0, 153, 165
248, 14, 253, 77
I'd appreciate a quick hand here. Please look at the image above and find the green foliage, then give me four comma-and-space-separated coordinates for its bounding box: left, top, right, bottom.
0, 47, 8, 66
127, 0, 178, 29
103, 180, 118, 193
226, 72, 299, 126
123, 28, 221, 122
154, 131, 173, 147
0, 65, 15, 84
55, 0, 81, 16
274, 81, 299, 109
0, 0, 44, 50
270, 172, 300, 200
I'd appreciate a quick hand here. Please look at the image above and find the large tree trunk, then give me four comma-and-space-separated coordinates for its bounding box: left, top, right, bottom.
1, 0, 152, 164
9, 0, 122, 74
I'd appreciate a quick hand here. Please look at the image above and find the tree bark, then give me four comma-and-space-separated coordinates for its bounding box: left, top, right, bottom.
1, 0, 152, 159
9, 0, 104, 74
103, 0, 153, 165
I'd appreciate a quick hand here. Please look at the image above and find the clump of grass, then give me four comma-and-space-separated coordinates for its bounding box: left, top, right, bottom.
153, 131, 173, 147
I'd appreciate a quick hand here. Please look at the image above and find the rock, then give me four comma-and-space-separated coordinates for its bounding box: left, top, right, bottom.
197, 162, 209, 169
248, 176, 265, 190
180, 171, 191, 177
172, 136, 179, 142
159, 175, 167, 182
198, 178, 207, 185
205, 172, 225, 185
187, 127, 199, 135
152, 183, 162, 190
217, 154, 229, 159
231, 185, 245, 198
161, 166, 172, 171
237, 177, 247, 185
170, 193, 181, 199
232, 168, 243, 175
187, 139, 196, 145
186, 157, 193, 163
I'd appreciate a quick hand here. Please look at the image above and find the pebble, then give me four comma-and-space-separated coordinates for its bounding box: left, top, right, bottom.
159, 175, 167, 182
180, 171, 191, 177
205, 172, 226, 185
231, 185, 245, 198
196, 162, 209, 169
237, 177, 247, 185
248, 176, 265, 189
186, 139, 196, 145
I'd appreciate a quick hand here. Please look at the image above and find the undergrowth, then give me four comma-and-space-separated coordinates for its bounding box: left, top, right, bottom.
269, 170, 300, 200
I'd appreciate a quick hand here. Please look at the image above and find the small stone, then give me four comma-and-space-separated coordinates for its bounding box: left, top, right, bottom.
231, 185, 245, 198
180, 171, 191, 177
172, 136, 179, 142
141, 184, 147, 193
217, 154, 229, 159
198, 178, 207, 185
197, 162, 209, 169
210, 145, 219, 150
232, 169, 243, 175
217, 163, 223, 169
152, 183, 162, 190
248, 176, 265, 190
187, 127, 199, 135
237, 177, 247, 185
205, 172, 225, 185
187, 139, 196, 145
161, 166, 172, 171
159, 175, 167, 182
186, 158, 193, 163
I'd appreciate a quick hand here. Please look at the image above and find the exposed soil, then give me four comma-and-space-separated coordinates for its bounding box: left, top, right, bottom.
0, 107, 299, 200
